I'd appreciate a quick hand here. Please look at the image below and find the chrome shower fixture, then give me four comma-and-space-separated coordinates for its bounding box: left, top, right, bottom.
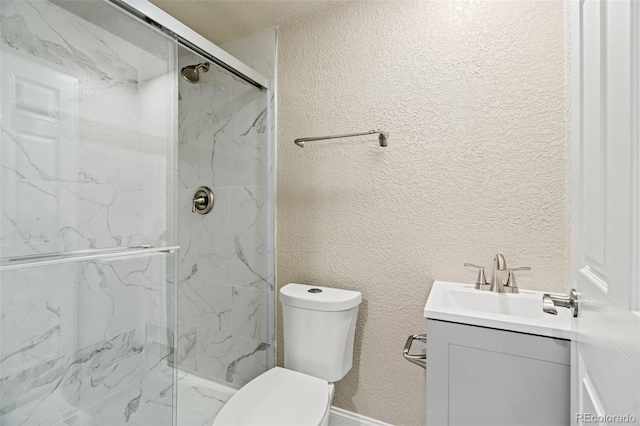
181, 62, 210, 84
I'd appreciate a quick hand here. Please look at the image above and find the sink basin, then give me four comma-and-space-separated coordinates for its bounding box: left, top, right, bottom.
424, 281, 571, 339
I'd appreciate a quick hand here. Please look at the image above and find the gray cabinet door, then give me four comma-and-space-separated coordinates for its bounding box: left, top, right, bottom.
426, 319, 570, 426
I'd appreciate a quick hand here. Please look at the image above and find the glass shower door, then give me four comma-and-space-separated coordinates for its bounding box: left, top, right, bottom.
0, 1, 178, 424
176, 47, 276, 396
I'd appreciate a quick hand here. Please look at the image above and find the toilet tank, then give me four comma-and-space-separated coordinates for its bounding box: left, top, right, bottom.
280, 283, 361, 383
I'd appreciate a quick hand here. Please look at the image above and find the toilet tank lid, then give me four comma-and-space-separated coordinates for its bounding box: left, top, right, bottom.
280, 283, 362, 311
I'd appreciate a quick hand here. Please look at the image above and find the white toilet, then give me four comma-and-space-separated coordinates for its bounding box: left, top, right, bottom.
213, 283, 362, 426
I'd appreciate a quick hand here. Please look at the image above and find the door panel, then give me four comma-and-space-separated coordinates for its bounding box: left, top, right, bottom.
572, 0, 640, 422
0, 52, 78, 257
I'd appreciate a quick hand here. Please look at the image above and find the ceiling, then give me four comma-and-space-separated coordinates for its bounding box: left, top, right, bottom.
150, 0, 352, 45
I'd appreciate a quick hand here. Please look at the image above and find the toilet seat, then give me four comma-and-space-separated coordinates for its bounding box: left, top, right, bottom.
212, 367, 330, 426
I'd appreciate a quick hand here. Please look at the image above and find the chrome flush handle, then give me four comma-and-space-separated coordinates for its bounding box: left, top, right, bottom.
542, 289, 579, 317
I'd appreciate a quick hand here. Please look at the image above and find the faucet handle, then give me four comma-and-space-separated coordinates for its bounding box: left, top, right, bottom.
504, 267, 531, 294
464, 263, 489, 290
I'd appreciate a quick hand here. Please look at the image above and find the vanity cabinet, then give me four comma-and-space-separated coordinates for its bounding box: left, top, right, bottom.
426, 319, 570, 426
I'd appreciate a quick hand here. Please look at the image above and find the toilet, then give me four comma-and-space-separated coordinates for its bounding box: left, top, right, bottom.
213, 283, 362, 426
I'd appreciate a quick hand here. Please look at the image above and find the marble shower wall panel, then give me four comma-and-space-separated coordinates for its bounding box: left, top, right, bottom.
0, 253, 176, 425
177, 48, 275, 387
0, 1, 179, 424
0, 0, 176, 259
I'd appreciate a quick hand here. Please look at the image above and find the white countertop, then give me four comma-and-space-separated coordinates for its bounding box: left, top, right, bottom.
424, 281, 572, 340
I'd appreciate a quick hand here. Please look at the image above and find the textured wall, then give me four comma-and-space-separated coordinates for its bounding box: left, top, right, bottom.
150, 0, 348, 45
276, 1, 570, 424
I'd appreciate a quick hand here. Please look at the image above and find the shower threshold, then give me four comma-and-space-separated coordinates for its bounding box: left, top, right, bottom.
176, 372, 237, 426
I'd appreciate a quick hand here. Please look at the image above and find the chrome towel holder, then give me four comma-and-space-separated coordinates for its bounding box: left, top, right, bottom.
294, 129, 389, 148
403, 334, 426, 369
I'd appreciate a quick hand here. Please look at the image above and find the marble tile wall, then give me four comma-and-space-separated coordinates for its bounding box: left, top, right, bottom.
0, 253, 177, 425
176, 45, 276, 387
1, 1, 178, 425
0, 0, 177, 259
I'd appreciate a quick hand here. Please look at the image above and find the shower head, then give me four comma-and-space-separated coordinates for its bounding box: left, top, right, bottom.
181, 62, 210, 84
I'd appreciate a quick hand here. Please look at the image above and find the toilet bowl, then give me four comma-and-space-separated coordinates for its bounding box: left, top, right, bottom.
212, 283, 361, 426
212, 367, 335, 426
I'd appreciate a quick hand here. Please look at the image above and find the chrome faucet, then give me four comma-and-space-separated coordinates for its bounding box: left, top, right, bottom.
489, 253, 507, 293
465, 254, 531, 293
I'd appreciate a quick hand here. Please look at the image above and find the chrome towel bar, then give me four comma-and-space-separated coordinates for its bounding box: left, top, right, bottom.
294, 130, 389, 148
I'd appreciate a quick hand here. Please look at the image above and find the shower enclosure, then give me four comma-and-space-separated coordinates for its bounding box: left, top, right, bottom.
175, 46, 276, 390
0, 0, 275, 424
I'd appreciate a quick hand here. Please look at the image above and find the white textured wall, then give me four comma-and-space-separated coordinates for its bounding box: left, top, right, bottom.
276, 1, 570, 424
150, 0, 348, 45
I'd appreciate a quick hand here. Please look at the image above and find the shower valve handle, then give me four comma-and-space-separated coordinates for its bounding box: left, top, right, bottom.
191, 186, 214, 215
192, 197, 207, 213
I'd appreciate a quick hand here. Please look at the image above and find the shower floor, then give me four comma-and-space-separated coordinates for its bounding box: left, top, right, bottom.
176, 372, 237, 426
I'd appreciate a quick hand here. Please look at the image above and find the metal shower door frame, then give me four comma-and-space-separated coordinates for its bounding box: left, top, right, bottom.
110, 0, 270, 91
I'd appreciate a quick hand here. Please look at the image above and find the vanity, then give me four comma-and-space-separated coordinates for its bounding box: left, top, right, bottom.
424, 281, 572, 426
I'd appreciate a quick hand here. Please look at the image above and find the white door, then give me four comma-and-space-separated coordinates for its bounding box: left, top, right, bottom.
571, 0, 640, 423
0, 51, 77, 258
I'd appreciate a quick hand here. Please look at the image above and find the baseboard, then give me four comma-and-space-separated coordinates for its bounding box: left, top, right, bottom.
329, 406, 393, 426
